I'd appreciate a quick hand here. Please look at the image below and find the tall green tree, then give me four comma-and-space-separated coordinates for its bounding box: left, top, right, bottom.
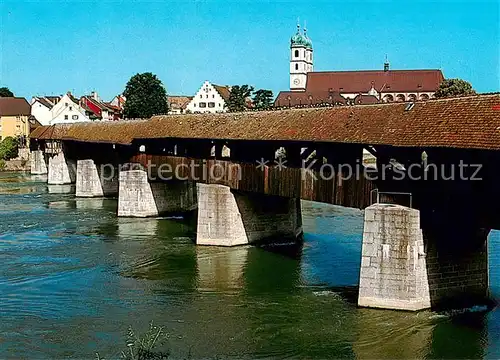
0, 137, 19, 160
123, 73, 168, 118
252, 89, 274, 110
0, 87, 14, 97
434, 78, 476, 98
226, 85, 254, 112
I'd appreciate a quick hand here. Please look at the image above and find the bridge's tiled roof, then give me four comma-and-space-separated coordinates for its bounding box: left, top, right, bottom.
30, 94, 500, 151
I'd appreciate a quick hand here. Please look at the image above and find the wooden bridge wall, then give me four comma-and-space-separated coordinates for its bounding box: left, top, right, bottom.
130, 154, 374, 209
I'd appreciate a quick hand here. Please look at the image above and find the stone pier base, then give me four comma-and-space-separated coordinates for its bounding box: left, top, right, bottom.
196, 183, 303, 246
47, 152, 76, 185
117, 169, 197, 217
358, 204, 431, 311
30, 150, 47, 175
75, 159, 118, 197
358, 203, 490, 311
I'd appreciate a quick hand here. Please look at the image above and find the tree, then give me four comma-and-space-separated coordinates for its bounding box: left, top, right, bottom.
123, 73, 168, 119
0, 137, 19, 160
252, 89, 274, 110
226, 85, 254, 112
434, 78, 476, 99
0, 87, 14, 97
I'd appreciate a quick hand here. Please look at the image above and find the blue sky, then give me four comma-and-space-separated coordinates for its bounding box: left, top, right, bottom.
0, 0, 498, 101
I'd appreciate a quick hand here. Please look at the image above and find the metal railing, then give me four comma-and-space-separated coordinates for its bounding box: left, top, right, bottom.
370, 189, 413, 208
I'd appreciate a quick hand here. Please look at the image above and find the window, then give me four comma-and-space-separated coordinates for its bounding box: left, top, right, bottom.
69, 106, 72, 111
200, 95, 202, 98
212, 94, 215, 98
65, 102, 68, 107
294, 50, 299, 57
72, 115, 79, 120
295, 63, 298, 70
193, 103, 196, 107
219, 103, 221, 107
206, 94, 208, 98
199, 102, 207, 108
64, 115, 68, 120
208, 102, 215, 108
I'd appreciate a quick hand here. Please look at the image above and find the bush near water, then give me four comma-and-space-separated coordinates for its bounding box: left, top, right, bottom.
0, 136, 19, 161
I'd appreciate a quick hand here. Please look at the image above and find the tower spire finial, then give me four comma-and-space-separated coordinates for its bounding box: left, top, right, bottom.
384, 54, 390, 72
297, 17, 300, 33
304, 20, 307, 36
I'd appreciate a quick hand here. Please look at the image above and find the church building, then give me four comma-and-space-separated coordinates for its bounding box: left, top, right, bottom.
275, 24, 444, 107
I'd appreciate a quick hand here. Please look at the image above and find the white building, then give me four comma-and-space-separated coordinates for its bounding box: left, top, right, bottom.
167, 96, 193, 114
185, 81, 230, 114
275, 23, 444, 107
50, 92, 90, 125
30, 96, 61, 126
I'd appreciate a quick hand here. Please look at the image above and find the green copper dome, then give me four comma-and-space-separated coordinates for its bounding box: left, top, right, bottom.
290, 25, 312, 49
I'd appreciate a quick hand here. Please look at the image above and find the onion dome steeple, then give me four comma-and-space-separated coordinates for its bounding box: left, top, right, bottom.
290, 22, 312, 49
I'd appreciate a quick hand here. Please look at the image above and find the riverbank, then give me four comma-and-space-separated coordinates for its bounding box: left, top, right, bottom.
0, 159, 30, 172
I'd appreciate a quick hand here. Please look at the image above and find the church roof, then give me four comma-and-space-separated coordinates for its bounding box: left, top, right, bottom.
290, 24, 312, 49
274, 90, 346, 107
305, 69, 444, 93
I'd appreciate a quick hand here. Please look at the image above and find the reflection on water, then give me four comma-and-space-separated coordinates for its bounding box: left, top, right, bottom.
47, 184, 75, 194
196, 246, 248, 291
0, 171, 498, 359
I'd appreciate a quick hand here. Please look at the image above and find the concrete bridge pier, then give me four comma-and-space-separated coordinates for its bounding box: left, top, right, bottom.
196, 183, 303, 246
75, 159, 118, 197
358, 203, 490, 311
30, 150, 48, 175
117, 167, 197, 217
47, 151, 76, 185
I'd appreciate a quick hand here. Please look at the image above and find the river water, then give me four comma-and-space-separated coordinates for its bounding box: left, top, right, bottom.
0, 172, 498, 359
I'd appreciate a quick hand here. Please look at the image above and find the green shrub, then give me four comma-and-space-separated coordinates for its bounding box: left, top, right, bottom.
0, 159, 5, 171
0, 137, 19, 160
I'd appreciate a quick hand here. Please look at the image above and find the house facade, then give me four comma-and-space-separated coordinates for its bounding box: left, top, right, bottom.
31, 92, 122, 125
185, 81, 229, 114
50, 93, 90, 125
275, 24, 444, 107
80, 92, 121, 121
110, 94, 126, 110
167, 96, 193, 114
31, 96, 61, 126
0, 97, 36, 144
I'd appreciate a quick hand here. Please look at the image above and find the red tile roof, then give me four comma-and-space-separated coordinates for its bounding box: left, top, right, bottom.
167, 96, 193, 110
30, 94, 500, 151
275, 90, 346, 107
305, 69, 444, 93
0, 97, 31, 116
213, 85, 231, 101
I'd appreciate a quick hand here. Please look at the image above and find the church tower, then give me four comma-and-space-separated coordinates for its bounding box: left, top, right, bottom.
290, 22, 313, 91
